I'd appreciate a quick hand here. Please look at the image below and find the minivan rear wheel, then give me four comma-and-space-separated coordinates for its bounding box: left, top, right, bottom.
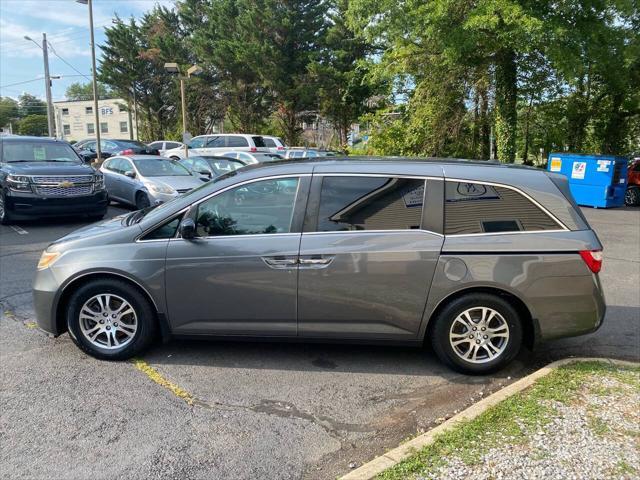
66, 278, 157, 360
431, 293, 522, 374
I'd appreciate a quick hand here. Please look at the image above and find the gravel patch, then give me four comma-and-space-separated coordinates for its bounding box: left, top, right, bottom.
418, 372, 640, 480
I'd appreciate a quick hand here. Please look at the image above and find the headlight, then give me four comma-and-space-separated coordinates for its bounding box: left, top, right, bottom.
148, 183, 175, 194
94, 174, 105, 190
37, 250, 61, 270
7, 174, 31, 192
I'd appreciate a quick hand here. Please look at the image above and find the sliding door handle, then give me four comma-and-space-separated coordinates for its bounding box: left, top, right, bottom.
299, 255, 335, 268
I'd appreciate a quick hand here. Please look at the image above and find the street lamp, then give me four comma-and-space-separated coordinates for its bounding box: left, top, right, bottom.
24, 34, 55, 137
164, 62, 202, 158
76, 0, 102, 162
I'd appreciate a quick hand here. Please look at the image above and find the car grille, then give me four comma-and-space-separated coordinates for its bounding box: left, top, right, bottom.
35, 185, 93, 197
31, 175, 94, 184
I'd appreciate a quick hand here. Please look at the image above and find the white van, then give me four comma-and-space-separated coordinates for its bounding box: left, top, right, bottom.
163, 134, 267, 159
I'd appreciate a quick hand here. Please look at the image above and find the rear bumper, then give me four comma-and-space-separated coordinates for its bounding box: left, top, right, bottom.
6, 190, 108, 219
531, 274, 606, 342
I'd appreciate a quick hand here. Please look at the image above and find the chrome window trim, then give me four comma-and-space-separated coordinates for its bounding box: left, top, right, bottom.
168, 232, 301, 242
446, 229, 568, 238
317, 173, 442, 181
444, 177, 569, 233
302, 230, 444, 237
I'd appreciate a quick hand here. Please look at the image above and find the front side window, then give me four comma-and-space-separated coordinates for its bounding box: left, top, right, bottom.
195, 177, 299, 237
133, 159, 191, 177
444, 181, 561, 234
317, 176, 425, 232
227, 136, 249, 147
188, 137, 207, 149
141, 216, 182, 240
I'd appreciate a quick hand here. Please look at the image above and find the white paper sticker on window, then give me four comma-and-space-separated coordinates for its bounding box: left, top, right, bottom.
402, 184, 424, 207
596, 160, 611, 172
571, 161, 587, 179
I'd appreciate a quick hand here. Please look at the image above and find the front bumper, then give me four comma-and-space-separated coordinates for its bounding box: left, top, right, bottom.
6, 190, 108, 219
33, 267, 61, 336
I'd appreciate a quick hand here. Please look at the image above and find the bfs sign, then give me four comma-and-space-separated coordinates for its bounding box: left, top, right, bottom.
100, 106, 114, 116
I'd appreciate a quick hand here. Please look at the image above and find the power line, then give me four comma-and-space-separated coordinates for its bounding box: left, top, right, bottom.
0, 77, 43, 89
46, 42, 92, 81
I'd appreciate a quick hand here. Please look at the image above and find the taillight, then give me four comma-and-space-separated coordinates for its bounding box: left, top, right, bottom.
579, 250, 603, 274
120, 148, 134, 155
277, 146, 284, 150
250, 147, 257, 152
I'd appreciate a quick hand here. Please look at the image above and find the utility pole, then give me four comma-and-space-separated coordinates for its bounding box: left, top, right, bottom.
180, 77, 188, 158
41, 34, 55, 137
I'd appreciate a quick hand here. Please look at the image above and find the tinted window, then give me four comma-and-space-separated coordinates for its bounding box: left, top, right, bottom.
444, 181, 560, 234
227, 136, 249, 147
1, 141, 81, 163
133, 159, 191, 177
189, 137, 207, 148
142, 216, 182, 240
263, 138, 276, 147
196, 177, 299, 237
252, 136, 266, 147
167, 142, 181, 149
148, 142, 162, 149
317, 177, 424, 232
203, 158, 245, 175
208, 136, 226, 147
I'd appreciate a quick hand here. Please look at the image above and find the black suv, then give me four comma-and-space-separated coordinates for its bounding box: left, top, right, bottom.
0, 136, 108, 224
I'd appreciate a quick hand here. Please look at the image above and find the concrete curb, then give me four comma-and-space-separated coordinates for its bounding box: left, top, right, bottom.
340, 357, 639, 480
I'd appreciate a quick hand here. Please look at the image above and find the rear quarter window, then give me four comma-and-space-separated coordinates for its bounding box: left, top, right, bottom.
227, 136, 249, 147
444, 181, 561, 234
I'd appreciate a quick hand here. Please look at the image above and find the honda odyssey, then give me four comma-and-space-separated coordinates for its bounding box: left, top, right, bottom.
33, 158, 606, 373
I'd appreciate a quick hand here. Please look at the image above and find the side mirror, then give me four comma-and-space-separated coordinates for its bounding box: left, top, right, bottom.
124, 170, 136, 178
180, 218, 196, 240
197, 170, 212, 178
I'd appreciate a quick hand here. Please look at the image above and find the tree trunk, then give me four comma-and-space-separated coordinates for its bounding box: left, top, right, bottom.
494, 48, 517, 163
480, 85, 490, 160
522, 97, 534, 165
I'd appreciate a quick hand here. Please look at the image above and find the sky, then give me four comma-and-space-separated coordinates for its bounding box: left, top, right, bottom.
0, 0, 174, 104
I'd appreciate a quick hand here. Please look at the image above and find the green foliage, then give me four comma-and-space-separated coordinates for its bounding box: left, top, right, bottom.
65, 82, 112, 101
17, 93, 47, 118
17, 115, 48, 136
0, 97, 19, 128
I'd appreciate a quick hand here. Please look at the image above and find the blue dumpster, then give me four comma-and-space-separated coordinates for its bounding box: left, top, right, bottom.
547, 153, 627, 208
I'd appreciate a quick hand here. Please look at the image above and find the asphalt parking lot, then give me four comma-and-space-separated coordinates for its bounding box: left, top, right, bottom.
1, 204, 638, 480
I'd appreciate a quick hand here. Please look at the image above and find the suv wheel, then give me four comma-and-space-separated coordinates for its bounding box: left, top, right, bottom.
66, 278, 157, 360
431, 293, 523, 374
625, 186, 640, 206
0, 192, 13, 225
135, 191, 151, 210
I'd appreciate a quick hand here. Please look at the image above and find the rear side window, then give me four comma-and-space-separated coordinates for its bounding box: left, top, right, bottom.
317, 176, 425, 232
252, 136, 266, 148
263, 138, 276, 147
227, 136, 249, 147
444, 181, 560, 234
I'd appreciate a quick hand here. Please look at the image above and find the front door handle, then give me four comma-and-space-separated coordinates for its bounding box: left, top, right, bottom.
262, 256, 298, 269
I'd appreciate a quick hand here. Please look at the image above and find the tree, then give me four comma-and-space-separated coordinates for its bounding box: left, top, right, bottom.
65, 82, 112, 101
310, 0, 381, 147
18, 115, 48, 136
17, 93, 47, 118
0, 97, 19, 128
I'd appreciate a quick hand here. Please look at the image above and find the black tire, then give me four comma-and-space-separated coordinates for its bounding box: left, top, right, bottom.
135, 191, 151, 210
430, 293, 523, 375
66, 278, 158, 360
625, 186, 640, 206
0, 192, 13, 225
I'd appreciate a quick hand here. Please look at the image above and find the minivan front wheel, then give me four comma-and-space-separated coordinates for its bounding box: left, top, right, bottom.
431, 293, 522, 374
66, 278, 157, 360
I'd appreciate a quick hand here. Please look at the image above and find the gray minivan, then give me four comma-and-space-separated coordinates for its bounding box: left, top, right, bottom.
33, 159, 606, 373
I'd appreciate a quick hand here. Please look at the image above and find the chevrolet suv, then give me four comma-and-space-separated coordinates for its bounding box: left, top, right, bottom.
0, 136, 108, 224
33, 158, 606, 374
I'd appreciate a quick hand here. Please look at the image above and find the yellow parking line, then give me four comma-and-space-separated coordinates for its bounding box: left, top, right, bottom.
131, 358, 194, 405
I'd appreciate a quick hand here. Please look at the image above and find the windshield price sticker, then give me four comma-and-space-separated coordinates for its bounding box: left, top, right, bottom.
33, 147, 46, 161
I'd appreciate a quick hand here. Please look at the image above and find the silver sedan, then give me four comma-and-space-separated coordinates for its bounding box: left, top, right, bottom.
100, 155, 205, 209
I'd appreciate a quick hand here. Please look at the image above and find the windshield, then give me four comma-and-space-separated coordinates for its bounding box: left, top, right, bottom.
133, 158, 191, 177
1, 141, 81, 163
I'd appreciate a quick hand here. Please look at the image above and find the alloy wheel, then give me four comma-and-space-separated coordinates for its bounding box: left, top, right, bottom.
79, 294, 138, 349
449, 307, 510, 363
